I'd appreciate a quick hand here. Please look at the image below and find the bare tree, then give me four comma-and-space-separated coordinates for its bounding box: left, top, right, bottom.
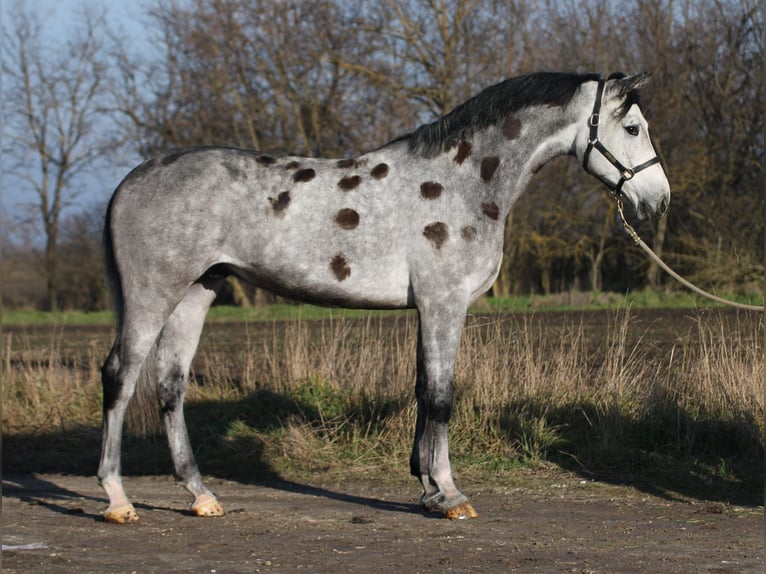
497, 0, 631, 295
337, 0, 534, 120
111, 0, 375, 159
57, 205, 109, 311
2, 2, 110, 310
672, 0, 764, 288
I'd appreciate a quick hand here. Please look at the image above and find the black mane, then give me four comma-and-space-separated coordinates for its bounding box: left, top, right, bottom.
403, 72, 602, 158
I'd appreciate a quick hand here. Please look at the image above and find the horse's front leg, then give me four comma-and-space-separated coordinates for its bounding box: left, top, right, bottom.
410, 304, 478, 519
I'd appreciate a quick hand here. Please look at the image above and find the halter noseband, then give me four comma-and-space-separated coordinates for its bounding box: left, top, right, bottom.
582, 77, 661, 198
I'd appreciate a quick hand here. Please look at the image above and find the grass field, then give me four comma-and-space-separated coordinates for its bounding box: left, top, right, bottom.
2, 304, 763, 503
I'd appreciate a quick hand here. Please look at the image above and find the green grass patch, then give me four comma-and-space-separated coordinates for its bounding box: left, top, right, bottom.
2, 308, 116, 326
4, 289, 761, 326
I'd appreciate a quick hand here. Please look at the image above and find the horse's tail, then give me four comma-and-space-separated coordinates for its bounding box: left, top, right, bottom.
103, 193, 123, 334
103, 188, 162, 436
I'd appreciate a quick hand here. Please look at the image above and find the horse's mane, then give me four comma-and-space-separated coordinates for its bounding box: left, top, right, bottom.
400, 72, 604, 158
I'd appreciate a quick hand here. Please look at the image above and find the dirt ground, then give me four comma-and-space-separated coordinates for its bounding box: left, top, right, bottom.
2, 471, 763, 573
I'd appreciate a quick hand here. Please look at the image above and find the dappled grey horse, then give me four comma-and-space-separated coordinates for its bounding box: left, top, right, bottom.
99, 72, 670, 523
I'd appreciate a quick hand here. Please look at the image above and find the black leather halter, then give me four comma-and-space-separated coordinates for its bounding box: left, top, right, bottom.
582, 77, 661, 198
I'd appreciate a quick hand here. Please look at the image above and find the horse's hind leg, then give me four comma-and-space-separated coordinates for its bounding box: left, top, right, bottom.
99, 302, 173, 524
154, 279, 224, 517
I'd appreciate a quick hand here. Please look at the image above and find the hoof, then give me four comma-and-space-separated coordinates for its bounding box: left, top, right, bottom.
421, 492, 478, 519
444, 501, 479, 520
191, 494, 224, 517
422, 496, 443, 513
103, 504, 139, 524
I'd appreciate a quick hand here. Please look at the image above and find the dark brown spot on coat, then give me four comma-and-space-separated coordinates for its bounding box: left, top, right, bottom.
335, 208, 359, 229
461, 226, 477, 240
330, 254, 351, 281
370, 163, 389, 179
454, 141, 472, 165
338, 175, 362, 191
268, 191, 291, 214
256, 154, 276, 165
423, 222, 449, 250
502, 115, 522, 140
284, 160, 301, 170
294, 168, 316, 183
336, 158, 358, 168
420, 181, 444, 199
481, 156, 500, 183
482, 202, 500, 220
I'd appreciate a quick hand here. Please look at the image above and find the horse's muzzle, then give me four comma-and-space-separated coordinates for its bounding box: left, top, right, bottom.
637, 192, 670, 220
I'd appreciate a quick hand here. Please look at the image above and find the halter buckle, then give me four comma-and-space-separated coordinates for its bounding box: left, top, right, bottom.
588, 113, 600, 127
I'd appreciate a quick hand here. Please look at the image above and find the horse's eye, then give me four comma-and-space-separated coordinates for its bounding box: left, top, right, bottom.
625, 125, 640, 136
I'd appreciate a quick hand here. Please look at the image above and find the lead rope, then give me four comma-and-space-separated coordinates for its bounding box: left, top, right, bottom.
615, 198, 764, 312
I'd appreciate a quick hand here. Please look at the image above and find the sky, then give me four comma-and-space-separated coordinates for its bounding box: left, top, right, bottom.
1, 0, 154, 238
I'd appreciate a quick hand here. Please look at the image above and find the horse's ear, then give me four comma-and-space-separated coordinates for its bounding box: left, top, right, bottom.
606, 72, 651, 98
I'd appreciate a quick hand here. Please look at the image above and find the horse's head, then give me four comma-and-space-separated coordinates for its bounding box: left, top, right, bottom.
578, 73, 670, 220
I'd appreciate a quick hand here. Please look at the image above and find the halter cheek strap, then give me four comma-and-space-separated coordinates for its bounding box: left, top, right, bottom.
582, 78, 662, 197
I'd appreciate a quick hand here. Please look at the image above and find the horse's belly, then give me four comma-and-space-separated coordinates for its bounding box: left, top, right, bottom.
237, 258, 412, 309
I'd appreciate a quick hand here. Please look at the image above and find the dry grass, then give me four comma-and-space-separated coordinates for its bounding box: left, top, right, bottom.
2, 309, 763, 495
2, 327, 103, 433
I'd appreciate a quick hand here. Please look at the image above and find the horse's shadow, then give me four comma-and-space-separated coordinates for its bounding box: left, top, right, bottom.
2, 474, 180, 521
2, 473, 426, 523
248, 479, 427, 517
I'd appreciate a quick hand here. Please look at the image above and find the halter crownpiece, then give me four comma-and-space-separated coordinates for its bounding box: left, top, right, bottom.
582, 77, 661, 198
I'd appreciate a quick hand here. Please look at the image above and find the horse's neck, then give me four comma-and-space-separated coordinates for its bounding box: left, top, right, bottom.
472, 104, 581, 215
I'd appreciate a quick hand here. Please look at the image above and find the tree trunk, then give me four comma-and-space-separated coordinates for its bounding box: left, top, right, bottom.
541, 265, 552, 295
590, 252, 603, 293
226, 277, 251, 307
646, 214, 668, 289
590, 203, 613, 292
45, 232, 58, 311
492, 210, 516, 297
